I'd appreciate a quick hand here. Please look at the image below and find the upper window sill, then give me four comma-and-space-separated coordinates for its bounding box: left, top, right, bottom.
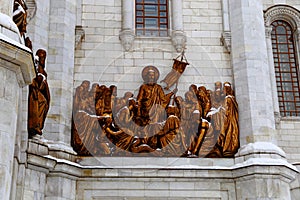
135, 36, 171, 41
280, 116, 300, 122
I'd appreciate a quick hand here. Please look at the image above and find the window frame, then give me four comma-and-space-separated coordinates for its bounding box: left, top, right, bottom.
120, 0, 185, 52
135, 0, 169, 37
271, 20, 300, 117
264, 5, 300, 119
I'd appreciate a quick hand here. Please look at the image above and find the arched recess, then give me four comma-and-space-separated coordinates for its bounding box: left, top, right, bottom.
264, 5, 300, 120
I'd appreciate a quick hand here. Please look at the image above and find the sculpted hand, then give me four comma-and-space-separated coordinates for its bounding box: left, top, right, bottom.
172, 88, 178, 95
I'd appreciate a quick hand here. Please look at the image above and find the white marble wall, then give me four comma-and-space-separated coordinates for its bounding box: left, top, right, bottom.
27, 0, 51, 51
75, 0, 232, 97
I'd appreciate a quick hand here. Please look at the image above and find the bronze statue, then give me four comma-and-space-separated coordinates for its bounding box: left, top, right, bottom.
136, 66, 176, 125
13, 0, 28, 37
71, 81, 111, 155
28, 49, 50, 138
71, 65, 240, 158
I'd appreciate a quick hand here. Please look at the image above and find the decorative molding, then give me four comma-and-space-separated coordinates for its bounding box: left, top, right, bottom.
26, 0, 37, 22
274, 112, 281, 129
265, 26, 273, 39
221, 0, 230, 53
119, 29, 135, 51
171, 30, 186, 53
296, 28, 300, 40
220, 31, 231, 53
75, 26, 85, 50
264, 5, 300, 29
0, 35, 35, 87
120, 0, 186, 52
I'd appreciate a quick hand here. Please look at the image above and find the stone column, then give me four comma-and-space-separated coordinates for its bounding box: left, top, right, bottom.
221, 0, 231, 53
229, 0, 276, 145
45, 0, 76, 152
295, 28, 300, 71
119, 0, 135, 51
171, 0, 186, 52
265, 26, 280, 123
171, 0, 183, 31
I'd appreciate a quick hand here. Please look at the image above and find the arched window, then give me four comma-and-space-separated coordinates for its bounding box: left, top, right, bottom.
135, 0, 168, 37
271, 20, 300, 117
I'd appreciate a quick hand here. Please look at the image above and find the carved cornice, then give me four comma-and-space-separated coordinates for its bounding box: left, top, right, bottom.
264, 5, 300, 29
171, 30, 186, 53
26, 0, 37, 22
265, 26, 273, 39
75, 26, 85, 50
221, 31, 231, 53
119, 29, 135, 51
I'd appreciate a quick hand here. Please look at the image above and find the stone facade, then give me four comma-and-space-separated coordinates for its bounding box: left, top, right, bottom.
0, 0, 300, 199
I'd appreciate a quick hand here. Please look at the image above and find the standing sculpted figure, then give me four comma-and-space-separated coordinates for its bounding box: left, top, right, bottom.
136, 66, 176, 126
28, 49, 50, 138
217, 82, 239, 157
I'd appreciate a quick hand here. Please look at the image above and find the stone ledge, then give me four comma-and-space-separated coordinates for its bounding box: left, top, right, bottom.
28, 137, 77, 161
76, 156, 235, 169
25, 141, 299, 184
0, 33, 35, 87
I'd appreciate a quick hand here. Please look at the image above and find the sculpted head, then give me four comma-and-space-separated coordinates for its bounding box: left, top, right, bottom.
36, 49, 47, 68
142, 66, 160, 84
223, 82, 233, 96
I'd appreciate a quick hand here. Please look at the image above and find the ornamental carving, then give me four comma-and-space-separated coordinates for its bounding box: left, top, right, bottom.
71, 57, 240, 158
264, 5, 300, 28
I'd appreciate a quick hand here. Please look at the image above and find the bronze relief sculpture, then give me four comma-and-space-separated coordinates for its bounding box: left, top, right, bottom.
71, 63, 240, 158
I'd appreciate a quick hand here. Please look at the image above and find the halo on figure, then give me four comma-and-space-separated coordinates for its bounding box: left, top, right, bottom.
142, 65, 160, 83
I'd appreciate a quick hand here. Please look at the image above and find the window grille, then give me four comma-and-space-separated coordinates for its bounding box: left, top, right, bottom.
135, 0, 168, 37
271, 20, 300, 117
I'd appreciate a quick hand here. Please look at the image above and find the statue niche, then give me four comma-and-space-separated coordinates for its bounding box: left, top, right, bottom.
71, 65, 240, 158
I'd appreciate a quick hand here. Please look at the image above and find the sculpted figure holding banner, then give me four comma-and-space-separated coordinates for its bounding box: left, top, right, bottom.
28, 49, 50, 138
13, 0, 28, 37
136, 66, 176, 126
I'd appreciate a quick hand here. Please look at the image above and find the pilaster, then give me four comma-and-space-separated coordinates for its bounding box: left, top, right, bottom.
229, 0, 276, 145
46, 0, 76, 149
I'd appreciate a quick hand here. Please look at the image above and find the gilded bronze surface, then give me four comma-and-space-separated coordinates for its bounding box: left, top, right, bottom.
71, 65, 240, 157
13, 0, 28, 37
28, 49, 50, 138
